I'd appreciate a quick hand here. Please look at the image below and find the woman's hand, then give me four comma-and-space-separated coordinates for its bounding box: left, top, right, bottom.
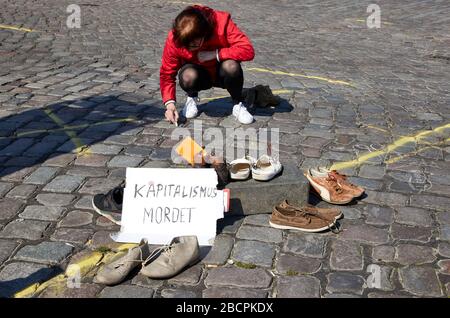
198, 50, 216, 63
165, 102, 179, 125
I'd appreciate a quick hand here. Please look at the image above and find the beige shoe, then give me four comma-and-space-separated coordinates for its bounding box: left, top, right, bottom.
94, 239, 149, 285
140, 236, 200, 279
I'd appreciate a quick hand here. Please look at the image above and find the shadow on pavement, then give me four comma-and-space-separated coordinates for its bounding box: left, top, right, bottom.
0, 266, 63, 298
199, 94, 294, 118
0, 91, 295, 179
0, 94, 165, 178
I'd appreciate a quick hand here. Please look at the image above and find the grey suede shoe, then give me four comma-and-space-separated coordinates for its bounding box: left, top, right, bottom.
94, 239, 149, 285
140, 236, 200, 279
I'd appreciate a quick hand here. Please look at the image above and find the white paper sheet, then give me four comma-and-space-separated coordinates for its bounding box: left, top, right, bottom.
111, 168, 224, 246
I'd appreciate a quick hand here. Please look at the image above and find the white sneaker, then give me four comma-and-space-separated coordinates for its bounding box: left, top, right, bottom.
251, 155, 282, 181
232, 102, 254, 124
182, 96, 199, 119
229, 155, 256, 180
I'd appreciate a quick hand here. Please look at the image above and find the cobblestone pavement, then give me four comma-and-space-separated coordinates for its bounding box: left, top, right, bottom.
1, 0, 450, 298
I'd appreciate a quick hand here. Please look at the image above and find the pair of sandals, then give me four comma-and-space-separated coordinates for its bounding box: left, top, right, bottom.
229, 154, 282, 181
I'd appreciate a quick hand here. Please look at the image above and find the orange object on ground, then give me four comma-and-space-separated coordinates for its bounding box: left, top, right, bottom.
175, 136, 206, 166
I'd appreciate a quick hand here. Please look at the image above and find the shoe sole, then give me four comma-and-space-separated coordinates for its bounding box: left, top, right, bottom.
334, 212, 343, 220
252, 168, 282, 181
252, 173, 277, 181
91, 197, 121, 225
184, 113, 198, 119
230, 176, 250, 180
310, 186, 354, 205
140, 256, 200, 279
269, 220, 334, 233
233, 114, 253, 125
305, 173, 354, 205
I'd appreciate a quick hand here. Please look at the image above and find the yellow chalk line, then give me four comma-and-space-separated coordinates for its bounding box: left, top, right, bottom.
355, 19, 393, 25
364, 125, 446, 148
330, 122, 450, 170
202, 89, 295, 102
14, 243, 137, 298
364, 124, 390, 134
246, 67, 355, 87
44, 108, 90, 155
0, 24, 34, 32
0, 117, 136, 140
385, 138, 450, 164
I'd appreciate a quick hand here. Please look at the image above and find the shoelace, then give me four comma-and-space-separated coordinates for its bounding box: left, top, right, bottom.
112, 248, 144, 269
293, 208, 339, 233
329, 171, 359, 189
142, 243, 176, 266
279, 202, 340, 233
282, 205, 332, 223
325, 175, 344, 194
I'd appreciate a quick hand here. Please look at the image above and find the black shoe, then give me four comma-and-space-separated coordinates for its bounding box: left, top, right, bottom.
92, 186, 124, 225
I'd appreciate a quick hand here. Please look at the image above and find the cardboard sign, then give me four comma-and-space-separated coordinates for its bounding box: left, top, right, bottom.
111, 168, 224, 245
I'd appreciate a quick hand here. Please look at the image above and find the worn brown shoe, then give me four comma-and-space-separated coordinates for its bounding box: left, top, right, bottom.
269, 205, 335, 232
209, 156, 229, 187
326, 169, 364, 198
194, 152, 229, 187
311, 167, 365, 198
305, 169, 354, 205
279, 200, 342, 221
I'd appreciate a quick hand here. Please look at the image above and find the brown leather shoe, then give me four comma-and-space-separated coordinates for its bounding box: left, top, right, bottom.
311, 167, 365, 198
305, 169, 354, 205
279, 200, 342, 221
269, 205, 335, 232
210, 156, 229, 187
327, 170, 364, 198
193, 152, 229, 187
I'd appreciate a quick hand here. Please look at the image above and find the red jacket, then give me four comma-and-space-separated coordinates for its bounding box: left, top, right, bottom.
160, 5, 255, 104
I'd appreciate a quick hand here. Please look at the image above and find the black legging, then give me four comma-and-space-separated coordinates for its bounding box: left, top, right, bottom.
178, 59, 244, 104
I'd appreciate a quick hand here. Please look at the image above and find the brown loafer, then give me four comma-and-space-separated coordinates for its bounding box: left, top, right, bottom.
269, 205, 335, 233
279, 200, 343, 221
